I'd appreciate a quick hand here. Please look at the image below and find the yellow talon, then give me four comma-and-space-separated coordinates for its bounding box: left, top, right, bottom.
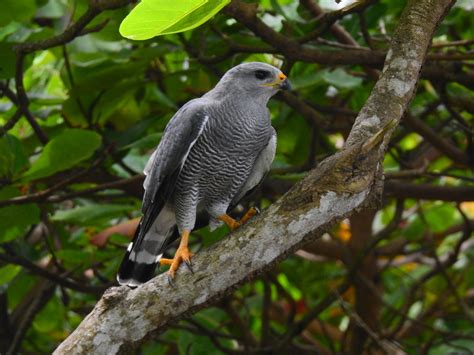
160, 230, 193, 279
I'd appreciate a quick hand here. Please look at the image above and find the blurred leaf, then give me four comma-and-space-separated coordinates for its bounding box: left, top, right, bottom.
0, 42, 15, 79
178, 331, 217, 355
51, 204, 134, 225
321, 68, 363, 89
119, 0, 230, 40
119, 132, 162, 151
93, 83, 141, 128
0, 187, 40, 242
0, 264, 21, 286
36, 0, 67, 19
399, 132, 422, 150
33, 296, 63, 333
0, 22, 22, 41
0, 134, 29, 178
424, 203, 457, 233
56, 249, 91, 263
278, 273, 302, 300
119, 148, 150, 174
0, 0, 36, 26
289, 69, 324, 90
67, 61, 147, 94
22, 129, 102, 181
403, 217, 425, 240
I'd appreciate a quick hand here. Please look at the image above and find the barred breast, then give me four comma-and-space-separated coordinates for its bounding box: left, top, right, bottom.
173, 100, 272, 231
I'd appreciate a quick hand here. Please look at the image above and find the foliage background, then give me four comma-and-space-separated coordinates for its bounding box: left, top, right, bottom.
0, 0, 473, 353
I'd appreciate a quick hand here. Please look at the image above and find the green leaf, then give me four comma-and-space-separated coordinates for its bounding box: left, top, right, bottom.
425, 203, 457, 233
0, 187, 40, 242
0, 0, 37, 26
0, 42, 15, 79
51, 204, 134, 225
0, 264, 21, 286
0, 22, 22, 41
321, 68, 363, 89
119, 0, 230, 40
56, 249, 91, 263
0, 134, 29, 178
22, 129, 102, 181
33, 297, 63, 333
178, 331, 217, 355
119, 132, 162, 151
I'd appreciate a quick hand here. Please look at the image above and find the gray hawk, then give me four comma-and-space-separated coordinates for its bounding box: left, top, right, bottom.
117, 62, 291, 287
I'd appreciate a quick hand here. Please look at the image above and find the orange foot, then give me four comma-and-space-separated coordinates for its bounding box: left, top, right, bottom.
241, 206, 260, 225
218, 207, 260, 231
160, 231, 193, 283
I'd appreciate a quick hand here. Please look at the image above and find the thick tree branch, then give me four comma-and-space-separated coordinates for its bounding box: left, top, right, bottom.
54, 0, 454, 353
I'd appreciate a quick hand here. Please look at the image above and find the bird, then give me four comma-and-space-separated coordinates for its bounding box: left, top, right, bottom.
117, 62, 291, 287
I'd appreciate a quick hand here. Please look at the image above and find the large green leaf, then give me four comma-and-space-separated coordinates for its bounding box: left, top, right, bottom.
51, 204, 134, 225
22, 129, 102, 181
0, 0, 37, 26
321, 68, 363, 89
0, 134, 28, 178
119, 0, 230, 40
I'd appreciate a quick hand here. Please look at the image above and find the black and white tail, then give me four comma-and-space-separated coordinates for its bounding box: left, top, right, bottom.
117, 207, 176, 287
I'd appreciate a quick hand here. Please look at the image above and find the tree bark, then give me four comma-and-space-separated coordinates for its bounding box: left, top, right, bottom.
54, 0, 455, 353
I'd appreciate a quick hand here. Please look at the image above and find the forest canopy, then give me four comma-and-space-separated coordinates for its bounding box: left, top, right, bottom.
0, 0, 473, 354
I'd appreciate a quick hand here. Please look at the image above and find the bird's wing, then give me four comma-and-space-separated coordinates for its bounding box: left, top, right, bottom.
139, 99, 209, 243
231, 128, 277, 207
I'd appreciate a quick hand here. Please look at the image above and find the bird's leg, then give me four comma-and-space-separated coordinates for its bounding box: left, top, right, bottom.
218, 214, 241, 231
160, 230, 192, 279
218, 207, 259, 231
240, 207, 259, 225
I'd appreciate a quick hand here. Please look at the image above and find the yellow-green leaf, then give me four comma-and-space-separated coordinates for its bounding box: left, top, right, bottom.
119, 0, 230, 40
22, 129, 102, 181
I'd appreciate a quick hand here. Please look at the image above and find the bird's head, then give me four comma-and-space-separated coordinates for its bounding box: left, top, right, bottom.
211, 62, 291, 102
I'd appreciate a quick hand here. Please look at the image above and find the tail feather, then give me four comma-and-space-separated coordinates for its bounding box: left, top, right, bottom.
117, 221, 178, 287
117, 243, 161, 287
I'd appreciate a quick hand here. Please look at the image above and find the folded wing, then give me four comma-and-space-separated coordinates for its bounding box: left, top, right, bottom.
117, 100, 209, 286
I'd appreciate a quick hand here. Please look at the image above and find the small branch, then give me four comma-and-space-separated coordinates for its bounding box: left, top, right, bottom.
432, 39, 474, 48
404, 113, 471, 166
7, 280, 56, 354
14, 53, 49, 144
0, 253, 108, 296
298, 0, 376, 44
0, 146, 113, 208
384, 181, 474, 202
14, 0, 131, 54
0, 110, 22, 138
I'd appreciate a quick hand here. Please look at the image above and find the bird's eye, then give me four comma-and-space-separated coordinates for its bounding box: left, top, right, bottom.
254, 70, 270, 80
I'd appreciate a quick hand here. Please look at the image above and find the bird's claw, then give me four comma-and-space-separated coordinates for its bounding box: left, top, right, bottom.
167, 274, 175, 287
184, 259, 194, 273
165, 246, 193, 284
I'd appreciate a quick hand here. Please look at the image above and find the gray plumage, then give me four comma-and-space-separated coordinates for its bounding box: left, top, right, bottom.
118, 62, 290, 286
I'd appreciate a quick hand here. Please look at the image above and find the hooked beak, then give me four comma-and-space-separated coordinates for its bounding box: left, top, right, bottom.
261, 72, 291, 90
279, 78, 291, 91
